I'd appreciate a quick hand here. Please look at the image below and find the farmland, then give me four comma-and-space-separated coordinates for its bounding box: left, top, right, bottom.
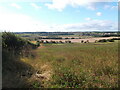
2, 32, 119, 88
35, 36, 119, 43
21, 40, 119, 88
16, 32, 119, 43
1, 1, 119, 88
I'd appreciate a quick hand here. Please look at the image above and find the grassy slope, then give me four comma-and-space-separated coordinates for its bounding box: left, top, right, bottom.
22, 41, 119, 88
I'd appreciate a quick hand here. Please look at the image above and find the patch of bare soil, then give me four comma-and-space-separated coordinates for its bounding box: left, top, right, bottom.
38, 46, 45, 49
28, 64, 52, 87
38, 43, 45, 49
35, 64, 52, 81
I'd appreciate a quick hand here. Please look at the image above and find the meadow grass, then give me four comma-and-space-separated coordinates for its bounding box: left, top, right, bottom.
22, 41, 119, 88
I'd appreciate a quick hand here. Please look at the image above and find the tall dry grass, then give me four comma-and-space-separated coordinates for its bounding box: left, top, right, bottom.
23, 41, 119, 88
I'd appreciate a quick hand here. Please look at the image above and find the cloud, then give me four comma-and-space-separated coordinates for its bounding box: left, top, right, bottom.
0, 10, 117, 32
45, 0, 98, 11
45, 0, 118, 11
104, 4, 118, 10
30, 3, 41, 9
0, 0, 118, 2
96, 12, 102, 16
10, 3, 21, 9
36, 20, 118, 32
0, 13, 117, 32
45, 0, 69, 12
111, 6, 118, 9
87, 5, 96, 10
104, 5, 110, 9
85, 17, 92, 21
0, 6, 117, 32
0, 11, 46, 32
62, 20, 118, 31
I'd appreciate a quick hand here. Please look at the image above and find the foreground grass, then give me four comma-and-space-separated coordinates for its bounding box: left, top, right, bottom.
22, 41, 119, 88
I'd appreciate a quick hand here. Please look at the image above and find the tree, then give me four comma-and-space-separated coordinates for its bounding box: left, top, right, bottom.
2, 32, 26, 52
107, 39, 114, 42
65, 41, 71, 43
46, 40, 49, 43
59, 41, 63, 43
98, 39, 107, 42
2, 32, 37, 55
68, 41, 71, 43
40, 40, 44, 43
86, 40, 89, 43
71, 37, 75, 39
95, 40, 97, 43
81, 40, 84, 43
36, 41, 40, 47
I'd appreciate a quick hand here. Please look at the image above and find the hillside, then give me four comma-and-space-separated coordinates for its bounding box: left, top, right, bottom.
2, 32, 119, 88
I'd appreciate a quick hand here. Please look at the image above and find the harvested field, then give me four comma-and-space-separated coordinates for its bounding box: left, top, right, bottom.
40, 37, 119, 43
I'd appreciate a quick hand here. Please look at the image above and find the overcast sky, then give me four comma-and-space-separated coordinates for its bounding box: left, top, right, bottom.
0, 0, 118, 32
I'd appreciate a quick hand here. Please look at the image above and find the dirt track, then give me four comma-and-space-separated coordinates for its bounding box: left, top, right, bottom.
41, 37, 119, 43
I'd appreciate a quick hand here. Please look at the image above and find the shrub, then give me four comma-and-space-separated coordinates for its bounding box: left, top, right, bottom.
65, 37, 69, 39
98, 39, 107, 42
36, 41, 40, 47
111, 38, 120, 40
50, 41, 56, 43
81, 40, 84, 43
86, 40, 89, 43
2, 32, 26, 52
65, 41, 71, 43
71, 37, 75, 39
107, 39, 114, 42
59, 41, 64, 43
46, 40, 49, 43
98, 39, 115, 42
2, 32, 37, 56
68, 41, 71, 43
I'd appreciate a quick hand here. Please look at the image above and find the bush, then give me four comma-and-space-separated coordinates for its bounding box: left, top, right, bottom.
36, 41, 40, 47
81, 40, 84, 43
107, 39, 114, 42
98, 39, 107, 42
59, 41, 64, 43
65, 41, 71, 43
111, 38, 120, 40
71, 37, 75, 39
2, 32, 37, 88
46, 40, 49, 43
98, 39, 116, 42
50, 41, 56, 43
2, 32, 37, 55
2, 32, 26, 51
65, 37, 69, 39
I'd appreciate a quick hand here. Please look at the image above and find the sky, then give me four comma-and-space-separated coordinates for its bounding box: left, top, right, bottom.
0, 0, 118, 32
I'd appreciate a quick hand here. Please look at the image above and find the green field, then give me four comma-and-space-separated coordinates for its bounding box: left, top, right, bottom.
22, 41, 119, 88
